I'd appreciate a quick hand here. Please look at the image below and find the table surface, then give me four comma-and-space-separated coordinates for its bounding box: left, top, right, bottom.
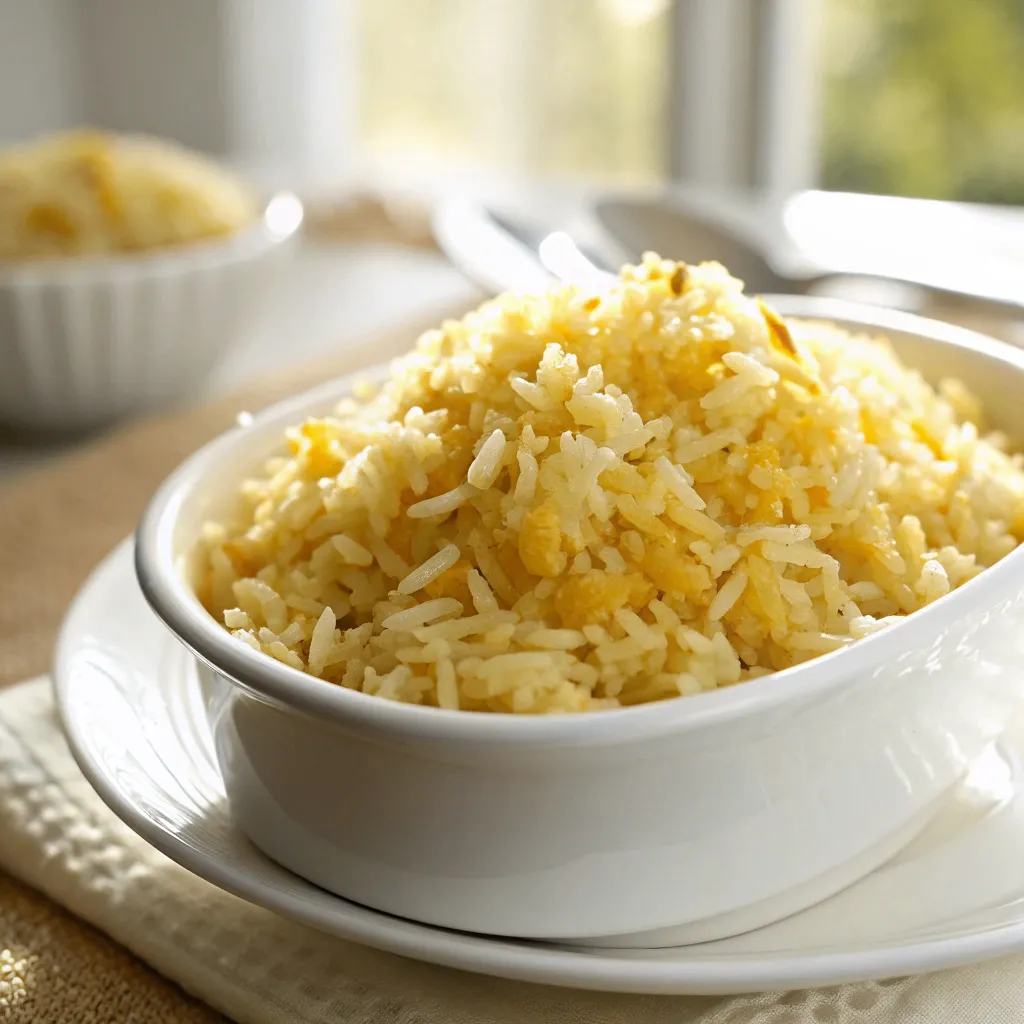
0, 243, 478, 484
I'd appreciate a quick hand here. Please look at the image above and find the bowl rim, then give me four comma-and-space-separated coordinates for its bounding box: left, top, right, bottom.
0, 191, 304, 286
135, 295, 1024, 748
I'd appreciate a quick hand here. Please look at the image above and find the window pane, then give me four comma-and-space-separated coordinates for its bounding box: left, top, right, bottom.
821, 0, 1024, 203
356, 0, 671, 185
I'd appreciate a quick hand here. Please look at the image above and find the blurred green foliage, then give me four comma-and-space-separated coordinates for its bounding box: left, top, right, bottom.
823, 0, 1024, 203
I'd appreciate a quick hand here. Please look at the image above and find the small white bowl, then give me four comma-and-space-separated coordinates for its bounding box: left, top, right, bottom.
0, 193, 303, 432
135, 297, 1024, 943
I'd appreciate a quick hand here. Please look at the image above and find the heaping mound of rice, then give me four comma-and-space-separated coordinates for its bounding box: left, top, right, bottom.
199, 255, 1024, 713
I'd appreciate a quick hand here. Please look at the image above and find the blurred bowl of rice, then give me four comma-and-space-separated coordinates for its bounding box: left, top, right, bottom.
0, 130, 302, 431
134, 259, 1024, 943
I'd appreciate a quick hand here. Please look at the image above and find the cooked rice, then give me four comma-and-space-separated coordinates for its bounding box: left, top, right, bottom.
0, 130, 255, 261
199, 255, 1024, 713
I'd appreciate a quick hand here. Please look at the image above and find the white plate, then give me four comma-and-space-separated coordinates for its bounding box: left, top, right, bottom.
54, 539, 1024, 995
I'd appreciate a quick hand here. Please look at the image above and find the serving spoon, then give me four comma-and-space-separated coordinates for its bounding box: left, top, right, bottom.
434, 193, 1024, 324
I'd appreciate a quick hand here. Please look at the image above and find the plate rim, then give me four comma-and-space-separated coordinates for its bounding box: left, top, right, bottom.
52, 537, 1024, 995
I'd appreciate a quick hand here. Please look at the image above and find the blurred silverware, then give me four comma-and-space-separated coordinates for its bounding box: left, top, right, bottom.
432, 197, 561, 296
596, 194, 1024, 319
434, 192, 1024, 326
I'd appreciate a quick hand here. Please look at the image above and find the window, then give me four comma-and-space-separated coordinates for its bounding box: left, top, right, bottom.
356, 0, 671, 187
352, 0, 1024, 205
54, 1, 1022, 208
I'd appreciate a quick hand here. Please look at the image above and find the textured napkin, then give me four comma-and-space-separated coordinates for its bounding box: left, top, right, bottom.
7, 675, 1024, 1024
3, 295, 1024, 1023
7, 678, 1024, 1024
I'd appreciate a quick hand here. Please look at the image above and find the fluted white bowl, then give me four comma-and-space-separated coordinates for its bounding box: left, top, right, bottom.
0, 193, 303, 432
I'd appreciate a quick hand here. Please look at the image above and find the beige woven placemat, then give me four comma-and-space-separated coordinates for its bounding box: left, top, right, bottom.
0, 303, 466, 1023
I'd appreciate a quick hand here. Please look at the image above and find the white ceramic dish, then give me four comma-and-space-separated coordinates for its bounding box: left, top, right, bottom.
54, 539, 1024, 995
0, 192, 303, 431
134, 297, 1024, 942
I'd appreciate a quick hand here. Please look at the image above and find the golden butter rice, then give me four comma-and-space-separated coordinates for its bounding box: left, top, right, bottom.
200, 256, 1024, 713
0, 130, 256, 261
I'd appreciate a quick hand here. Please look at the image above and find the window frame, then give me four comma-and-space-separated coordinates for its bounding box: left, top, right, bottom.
667, 0, 822, 194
